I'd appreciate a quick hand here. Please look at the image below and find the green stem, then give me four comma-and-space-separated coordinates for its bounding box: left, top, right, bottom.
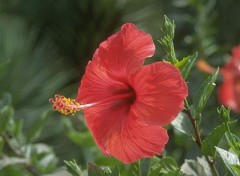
183, 109, 219, 176
169, 40, 178, 64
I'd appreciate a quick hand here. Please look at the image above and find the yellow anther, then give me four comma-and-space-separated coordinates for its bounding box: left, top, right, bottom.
49, 94, 82, 115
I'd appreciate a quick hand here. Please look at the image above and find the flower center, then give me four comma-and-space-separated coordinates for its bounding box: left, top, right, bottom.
49, 88, 136, 115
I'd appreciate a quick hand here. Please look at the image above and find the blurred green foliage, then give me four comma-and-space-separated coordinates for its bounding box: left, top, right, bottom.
0, 0, 240, 175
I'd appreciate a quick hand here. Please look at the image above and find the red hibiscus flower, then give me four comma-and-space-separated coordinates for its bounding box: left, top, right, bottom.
50, 23, 188, 163
219, 45, 240, 112
197, 45, 240, 112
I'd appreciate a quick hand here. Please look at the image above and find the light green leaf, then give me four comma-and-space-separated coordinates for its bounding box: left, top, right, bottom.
159, 157, 178, 174
201, 121, 236, 157
0, 156, 27, 169
66, 130, 95, 147
159, 15, 178, 64
181, 52, 198, 79
163, 168, 183, 176
0, 105, 14, 133
215, 147, 240, 176
127, 161, 140, 176
217, 106, 231, 123
148, 156, 179, 176
193, 69, 218, 118
171, 112, 193, 136
64, 159, 82, 176
25, 143, 58, 173
175, 56, 189, 71
231, 165, 240, 175
148, 157, 161, 176
26, 110, 51, 143
181, 157, 211, 176
225, 132, 240, 157
88, 162, 107, 176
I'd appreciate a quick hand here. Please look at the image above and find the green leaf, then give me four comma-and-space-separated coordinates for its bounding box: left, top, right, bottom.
159, 15, 178, 64
181, 157, 211, 176
217, 106, 231, 123
0, 105, 14, 133
0, 60, 10, 76
181, 52, 198, 79
171, 112, 193, 136
148, 157, 179, 176
88, 162, 107, 176
0, 157, 27, 169
26, 110, 51, 143
148, 157, 162, 176
225, 132, 240, 156
159, 157, 178, 174
193, 69, 218, 118
108, 165, 120, 176
175, 56, 189, 71
201, 121, 236, 157
127, 161, 140, 176
66, 130, 95, 147
0, 136, 4, 154
64, 160, 82, 176
28, 143, 58, 173
215, 147, 240, 176
163, 169, 183, 176
231, 165, 240, 175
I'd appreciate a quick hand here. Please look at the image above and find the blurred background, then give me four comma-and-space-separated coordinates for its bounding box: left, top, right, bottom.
0, 0, 240, 175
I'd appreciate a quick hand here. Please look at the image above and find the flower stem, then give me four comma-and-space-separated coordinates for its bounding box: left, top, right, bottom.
183, 109, 219, 176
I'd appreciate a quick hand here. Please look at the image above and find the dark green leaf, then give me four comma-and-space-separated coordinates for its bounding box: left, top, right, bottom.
64, 160, 82, 176
0, 93, 12, 109
216, 147, 240, 176
0, 136, 4, 156
193, 69, 218, 118
127, 161, 140, 176
181, 52, 198, 79
0, 105, 14, 133
202, 121, 236, 157
88, 162, 107, 176
0, 60, 10, 76
108, 165, 120, 176
171, 112, 193, 136
26, 110, 51, 143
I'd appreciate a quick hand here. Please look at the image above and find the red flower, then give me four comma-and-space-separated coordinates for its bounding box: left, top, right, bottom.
219, 45, 240, 112
50, 23, 188, 163
196, 45, 240, 112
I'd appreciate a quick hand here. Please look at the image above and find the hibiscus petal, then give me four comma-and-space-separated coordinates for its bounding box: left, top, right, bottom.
108, 115, 168, 163
76, 55, 130, 103
95, 23, 155, 82
219, 70, 239, 112
129, 62, 188, 126
83, 103, 168, 163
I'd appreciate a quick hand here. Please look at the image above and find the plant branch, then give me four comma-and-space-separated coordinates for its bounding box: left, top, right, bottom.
183, 109, 219, 176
